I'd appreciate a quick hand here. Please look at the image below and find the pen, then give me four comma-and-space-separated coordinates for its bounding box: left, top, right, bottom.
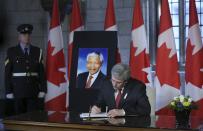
89, 106, 91, 119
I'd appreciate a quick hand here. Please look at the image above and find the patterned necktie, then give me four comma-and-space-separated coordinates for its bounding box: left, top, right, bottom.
85, 75, 93, 89
24, 48, 29, 57
115, 89, 122, 108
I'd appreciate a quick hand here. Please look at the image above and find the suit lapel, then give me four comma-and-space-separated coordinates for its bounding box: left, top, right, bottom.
82, 73, 89, 88
27, 45, 35, 63
119, 85, 130, 108
91, 71, 102, 88
29, 45, 33, 57
17, 44, 25, 56
110, 86, 116, 108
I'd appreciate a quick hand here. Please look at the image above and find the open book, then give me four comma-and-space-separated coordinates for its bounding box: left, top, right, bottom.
80, 112, 108, 118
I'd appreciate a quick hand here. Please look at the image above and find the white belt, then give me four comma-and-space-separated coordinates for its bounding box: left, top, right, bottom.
12, 72, 38, 77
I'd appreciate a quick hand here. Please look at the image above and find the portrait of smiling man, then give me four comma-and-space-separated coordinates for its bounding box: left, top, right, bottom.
76, 51, 106, 89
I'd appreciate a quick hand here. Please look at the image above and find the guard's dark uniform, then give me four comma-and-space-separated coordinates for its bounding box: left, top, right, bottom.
4, 24, 47, 114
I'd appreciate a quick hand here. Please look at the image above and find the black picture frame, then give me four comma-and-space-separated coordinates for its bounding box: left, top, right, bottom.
69, 31, 118, 112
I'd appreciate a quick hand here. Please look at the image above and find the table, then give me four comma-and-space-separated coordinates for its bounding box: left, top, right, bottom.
3, 111, 203, 131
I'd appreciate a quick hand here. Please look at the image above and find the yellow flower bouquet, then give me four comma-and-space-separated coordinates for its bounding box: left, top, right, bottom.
169, 95, 197, 111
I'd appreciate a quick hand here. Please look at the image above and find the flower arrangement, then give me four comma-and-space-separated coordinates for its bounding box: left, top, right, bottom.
169, 95, 197, 111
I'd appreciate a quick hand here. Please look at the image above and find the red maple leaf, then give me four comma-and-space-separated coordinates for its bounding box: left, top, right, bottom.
46, 42, 66, 86
156, 43, 180, 89
129, 43, 149, 83
185, 40, 203, 88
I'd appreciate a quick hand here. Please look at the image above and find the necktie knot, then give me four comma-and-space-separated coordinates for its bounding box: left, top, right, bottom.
89, 75, 93, 79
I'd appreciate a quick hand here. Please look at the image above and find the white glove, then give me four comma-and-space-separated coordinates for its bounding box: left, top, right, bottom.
6, 93, 14, 99
38, 92, 46, 98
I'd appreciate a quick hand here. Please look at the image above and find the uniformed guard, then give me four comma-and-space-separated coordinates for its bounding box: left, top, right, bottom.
4, 24, 47, 114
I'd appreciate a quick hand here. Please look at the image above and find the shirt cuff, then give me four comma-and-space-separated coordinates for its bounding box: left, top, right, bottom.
121, 109, 126, 116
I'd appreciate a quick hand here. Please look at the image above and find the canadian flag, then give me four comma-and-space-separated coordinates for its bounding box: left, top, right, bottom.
155, 0, 180, 115
66, 0, 84, 109
129, 0, 151, 86
185, 0, 203, 117
129, 0, 154, 114
45, 0, 68, 111
104, 0, 121, 63
68, 0, 84, 79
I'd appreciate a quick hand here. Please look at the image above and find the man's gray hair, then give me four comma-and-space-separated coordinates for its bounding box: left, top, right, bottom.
86, 52, 104, 63
111, 63, 130, 81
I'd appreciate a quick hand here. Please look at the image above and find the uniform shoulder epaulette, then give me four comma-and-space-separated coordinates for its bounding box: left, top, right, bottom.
5, 47, 15, 66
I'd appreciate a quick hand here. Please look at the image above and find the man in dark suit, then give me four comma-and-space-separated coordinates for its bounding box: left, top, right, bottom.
4, 24, 47, 115
76, 52, 106, 89
91, 63, 151, 117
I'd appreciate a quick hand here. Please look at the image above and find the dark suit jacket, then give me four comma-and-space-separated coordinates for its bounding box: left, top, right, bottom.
76, 71, 106, 89
5, 44, 47, 98
71, 71, 106, 112
95, 78, 151, 116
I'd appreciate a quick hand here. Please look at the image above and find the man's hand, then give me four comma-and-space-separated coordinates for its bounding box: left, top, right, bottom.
91, 105, 101, 114
6, 93, 14, 99
38, 92, 46, 98
107, 109, 125, 118
107, 118, 125, 125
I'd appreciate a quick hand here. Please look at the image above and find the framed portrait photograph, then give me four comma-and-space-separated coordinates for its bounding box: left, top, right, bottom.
69, 31, 118, 112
